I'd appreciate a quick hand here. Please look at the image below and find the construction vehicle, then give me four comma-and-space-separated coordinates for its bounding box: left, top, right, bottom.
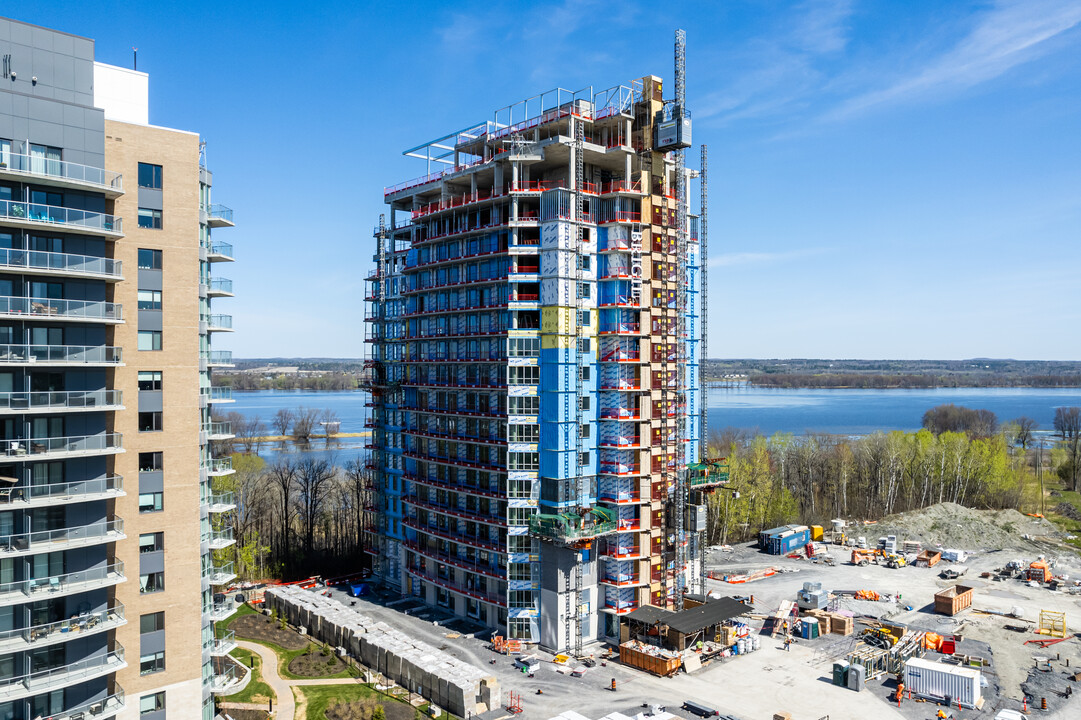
885, 553, 907, 569
851, 548, 883, 566
940, 565, 968, 580
861, 627, 899, 649
1027, 560, 1052, 584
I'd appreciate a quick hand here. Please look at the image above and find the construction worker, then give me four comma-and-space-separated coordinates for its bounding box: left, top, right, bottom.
784, 635, 792, 652
936, 709, 948, 719
894, 681, 904, 703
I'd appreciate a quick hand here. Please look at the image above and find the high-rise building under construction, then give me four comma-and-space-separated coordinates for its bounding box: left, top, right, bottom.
365, 36, 725, 653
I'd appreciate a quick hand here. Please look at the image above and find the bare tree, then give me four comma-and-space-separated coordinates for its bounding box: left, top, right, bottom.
1054, 407, 1081, 491
292, 407, 321, 440
267, 461, 299, 572
272, 408, 295, 438
295, 457, 336, 556
237, 414, 267, 454
344, 459, 371, 554
1010, 416, 1038, 452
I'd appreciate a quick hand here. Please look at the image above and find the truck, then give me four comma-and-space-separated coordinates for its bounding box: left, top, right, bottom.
851, 548, 882, 566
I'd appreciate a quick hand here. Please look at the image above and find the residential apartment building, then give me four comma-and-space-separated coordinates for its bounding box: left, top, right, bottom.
0, 17, 242, 720
366, 75, 715, 653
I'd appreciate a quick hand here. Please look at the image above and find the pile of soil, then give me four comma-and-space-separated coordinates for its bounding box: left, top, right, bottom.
287, 646, 346, 677
232, 614, 309, 650
327, 700, 413, 720
867, 503, 1064, 552
1054, 502, 1081, 521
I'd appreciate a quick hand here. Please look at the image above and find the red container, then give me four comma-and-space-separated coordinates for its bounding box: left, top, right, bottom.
940, 639, 956, 655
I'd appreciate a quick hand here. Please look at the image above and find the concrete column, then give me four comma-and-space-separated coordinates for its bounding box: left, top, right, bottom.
625, 153, 632, 185
471, 173, 477, 200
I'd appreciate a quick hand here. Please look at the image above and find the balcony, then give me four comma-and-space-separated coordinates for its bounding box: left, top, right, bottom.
206, 241, 235, 262
209, 654, 251, 695
201, 386, 234, 404
204, 350, 234, 368
205, 492, 237, 513
1, 517, 125, 558
204, 561, 237, 587
0, 643, 125, 702
0, 199, 122, 238
0, 603, 126, 653
0, 296, 123, 324
202, 528, 235, 550
1, 433, 122, 461
205, 314, 233, 333
206, 204, 235, 228
207, 602, 235, 622
0, 150, 124, 197
600, 573, 647, 587
0, 390, 123, 414
206, 277, 234, 297
0, 474, 123, 509
205, 421, 234, 441
203, 457, 235, 476
0, 343, 122, 366
206, 629, 238, 656
0, 561, 125, 606
0, 248, 123, 281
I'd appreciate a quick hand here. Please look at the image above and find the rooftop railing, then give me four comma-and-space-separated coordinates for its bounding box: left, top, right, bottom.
0, 296, 122, 322
0, 248, 122, 279
0, 199, 121, 234
0, 343, 122, 365
0, 151, 123, 192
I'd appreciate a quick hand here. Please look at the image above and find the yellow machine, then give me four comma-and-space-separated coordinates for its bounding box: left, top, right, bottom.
885, 553, 907, 569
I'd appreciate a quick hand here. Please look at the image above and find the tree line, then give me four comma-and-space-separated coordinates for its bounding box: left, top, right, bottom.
702, 405, 1081, 546
214, 372, 359, 392
748, 373, 1081, 389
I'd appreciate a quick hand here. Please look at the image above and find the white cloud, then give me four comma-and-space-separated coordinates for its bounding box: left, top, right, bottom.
825, 0, 1081, 121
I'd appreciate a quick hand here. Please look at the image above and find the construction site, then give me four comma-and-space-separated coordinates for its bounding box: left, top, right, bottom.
354, 27, 1081, 720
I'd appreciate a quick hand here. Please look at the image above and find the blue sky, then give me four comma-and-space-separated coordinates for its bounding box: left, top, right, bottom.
15, 1, 1081, 360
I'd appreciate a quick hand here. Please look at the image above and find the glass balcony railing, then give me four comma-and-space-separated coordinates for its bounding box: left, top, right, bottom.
1, 474, 123, 506
0, 561, 124, 605
0, 343, 122, 365
201, 386, 233, 402
205, 422, 233, 439
207, 602, 235, 622
205, 629, 237, 656
206, 241, 234, 260
202, 528, 235, 550
204, 350, 233, 366
41, 687, 126, 720
0, 199, 122, 234
206, 204, 234, 227
0, 150, 123, 193
1, 517, 124, 556
0, 390, 122, 412
0, 296, 122, 322
207, 277, 233, 295
208, 654, 250, 695
204, 561, 235, 586
1, 433, 123, 459
204, 492, 236, 512
202, 457, 234, 475
0, 248, 122, 279
205, 314, 233, 330
0, 603, 125, 651
0, 643, 125, 699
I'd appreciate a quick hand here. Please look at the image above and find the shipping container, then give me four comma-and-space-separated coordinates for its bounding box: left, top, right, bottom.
758, 525, 795, 548
934, 585, 974, 616
904, 658, 982, 708
768, 528, 811, 555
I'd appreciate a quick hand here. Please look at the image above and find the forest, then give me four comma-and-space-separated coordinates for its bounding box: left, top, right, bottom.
207, 405, 1081, 581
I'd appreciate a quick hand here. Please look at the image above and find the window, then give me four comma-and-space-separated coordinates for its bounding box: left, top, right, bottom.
139, 452, 163, 472
508, 452, 539, 471
29, 144, 62, 176
139, 412, 163, 432
138, 249, 162, 269
139, 572, 165, 595
0, 139, 9, 167
138, 331, 162, 351
138, 372, 163, 391
578, 396, 590, 410
578, 310, 590, 326
508, 366, 539, 385
137, 208, 162, 229
578, 255, 591, 270
140, 612, 165, 634
137, 290, 162, 310
139, 692, 165, 715
578, 338, 591, 353
508, 337, 539, 357
579, 366, 590, 381
580, 423, 590, 438
579, 452, 590, 466
138, 163, 163, 189
139, 532, 164, 554
578, 283, 591, 299
509, 425, 540, 443
139, 650, 165, 674
508, 396, 539, 415
139, 492, 163, 513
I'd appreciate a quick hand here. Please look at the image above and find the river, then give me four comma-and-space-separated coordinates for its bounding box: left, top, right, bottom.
227, 386, 1081, 465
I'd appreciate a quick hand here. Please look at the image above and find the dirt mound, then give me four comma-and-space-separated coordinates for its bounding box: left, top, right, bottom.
287, 646, 346, 677
1054, 502, 1081, 521
864, 502, 1064, 552
232, 614, 309, 650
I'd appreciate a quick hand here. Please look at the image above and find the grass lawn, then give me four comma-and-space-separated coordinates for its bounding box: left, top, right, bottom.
223, 646, 276, 704
293, 684, 422, 720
